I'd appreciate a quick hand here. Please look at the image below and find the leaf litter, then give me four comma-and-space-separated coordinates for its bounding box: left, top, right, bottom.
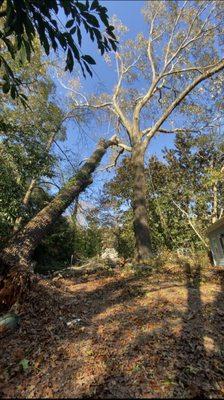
0, 263, 224, 398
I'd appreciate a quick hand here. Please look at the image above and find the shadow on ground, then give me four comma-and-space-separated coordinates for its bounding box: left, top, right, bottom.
0, 265, 223, 398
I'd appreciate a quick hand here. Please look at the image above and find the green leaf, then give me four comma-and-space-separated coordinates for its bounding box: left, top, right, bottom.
65, 48, 74, 72
70, 26, 77, 35
3, 37, 15, 58
108, 38, 117, 52
107, 26, 117, 40
90, 0, 99, 11
51, 19, 58, 28
24, 40, 32, 62
83, 12, 99, 28
69, 42, 80, 61
57, 33, 67, 50
99, 11, 109, 27
82, 54, 96, 65
19, 44, 27, 64
19, 359, 29, 371
76, 2, 87, 12
10, 85, 16, 99
83, 60, 93, 76
77, 26, 82, 46
66, 19, 74, 29
3, 81, 10, 94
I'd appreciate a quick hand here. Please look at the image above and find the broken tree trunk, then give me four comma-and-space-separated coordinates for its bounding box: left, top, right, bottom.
0, 136, 118, 310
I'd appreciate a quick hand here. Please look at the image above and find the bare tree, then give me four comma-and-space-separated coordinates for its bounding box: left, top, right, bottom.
63, 1, 224, 262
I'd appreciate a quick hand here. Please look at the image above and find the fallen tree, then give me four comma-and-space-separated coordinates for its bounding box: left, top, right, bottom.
0, 135, 118, 310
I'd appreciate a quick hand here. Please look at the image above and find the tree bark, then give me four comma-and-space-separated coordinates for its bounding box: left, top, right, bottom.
0, 136, 117, 309
131, 142, 153, 262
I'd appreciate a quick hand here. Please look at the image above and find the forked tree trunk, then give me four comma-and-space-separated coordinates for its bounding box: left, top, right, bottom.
0, 137, 117, 309
131, 142, 153, 262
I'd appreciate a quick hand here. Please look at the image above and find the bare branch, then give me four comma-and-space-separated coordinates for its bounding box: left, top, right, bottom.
112, 54, 133, 136
132, 11, 162, 133
164, 0, 188, 66
158, 128, 200, 135
53, 140, 78, 171
164, 2, 215, 72
71, 102, 113, 110
122, 55, 141, 75
132, 69, 162, 134
98, 148, 124, 171
172, 200, 209, 248
161, 61, 224, 78
117, 141, 132, 152
147, 12, 157, 81
56, 70, 113, 111
39, 181, 61, 190
145, 59, 224, 139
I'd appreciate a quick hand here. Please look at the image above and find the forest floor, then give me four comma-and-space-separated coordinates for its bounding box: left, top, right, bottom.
0, 260, 224, 398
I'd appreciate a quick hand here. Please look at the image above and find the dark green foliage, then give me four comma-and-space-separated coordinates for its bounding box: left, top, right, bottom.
0, 149, 24, 246
0, 78, 64, 243
72, 222, 102, 262
33, 217, 102, 273
0, 0, 117, 100
115, 213, 135, 259
34, 216, 76, 272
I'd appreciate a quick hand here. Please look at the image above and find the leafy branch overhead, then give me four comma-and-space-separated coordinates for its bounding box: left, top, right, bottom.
0, 0, 117, 101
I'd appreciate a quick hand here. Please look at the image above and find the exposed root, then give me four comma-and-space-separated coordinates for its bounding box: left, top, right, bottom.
0, 261, 32, 312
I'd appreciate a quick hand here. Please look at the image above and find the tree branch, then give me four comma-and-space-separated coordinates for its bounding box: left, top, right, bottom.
172, 200, 209, 249
145, 59, 224, 139
98, 147, 124, 171
164, 0, 188, 66
163, 2, 215, 72
158, 128, 200, 135
147, 12, 157, 81
112, 55, 133, 137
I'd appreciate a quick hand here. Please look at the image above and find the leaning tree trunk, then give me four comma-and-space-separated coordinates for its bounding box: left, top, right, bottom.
131, 142, 153, 262
0, 136, 117, 309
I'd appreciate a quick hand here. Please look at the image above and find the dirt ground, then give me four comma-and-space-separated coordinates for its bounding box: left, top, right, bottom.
0, 261, 224, 398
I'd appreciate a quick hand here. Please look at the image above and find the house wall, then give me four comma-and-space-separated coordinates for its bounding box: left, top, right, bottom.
208, 225, 224, 266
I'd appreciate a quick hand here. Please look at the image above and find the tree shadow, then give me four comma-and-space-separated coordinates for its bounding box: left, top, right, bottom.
172, 262, 224, 398
0, 272, 148, 397
172, 262, 207, 397
1, 265, 224, 398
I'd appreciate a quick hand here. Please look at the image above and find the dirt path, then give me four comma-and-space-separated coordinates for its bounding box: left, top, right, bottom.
0, 264, 224, 398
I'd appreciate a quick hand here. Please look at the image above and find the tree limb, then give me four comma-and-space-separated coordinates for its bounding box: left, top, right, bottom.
164, 0, 188, 66
99, 147, 124, 171
172, 200, 209, 249
145, 59, 224, 139
112, 55, 133, 136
